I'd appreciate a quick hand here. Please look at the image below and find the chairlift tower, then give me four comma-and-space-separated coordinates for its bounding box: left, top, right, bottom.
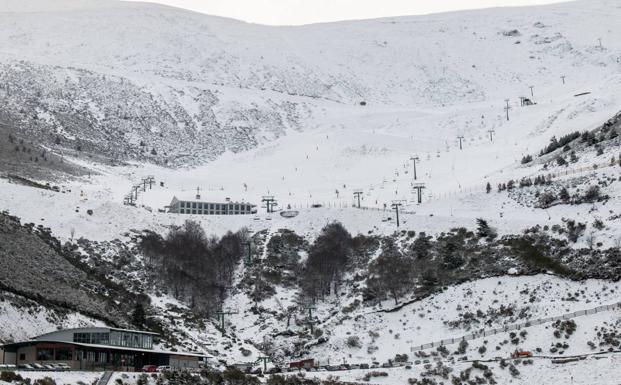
457, 136, 465, 150
487, 129, 496, 142
391, 200, 405, 227
215, 309, 239, 331
261, 196, 277, 213
353, 190, 363, 208
409, 155, 420, 180
257, 356, 271, 372
412, 183, 426, 204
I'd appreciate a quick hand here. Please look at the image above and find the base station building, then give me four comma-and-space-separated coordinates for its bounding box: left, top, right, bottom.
0, 327, 206, 371
167, 196, 257, 216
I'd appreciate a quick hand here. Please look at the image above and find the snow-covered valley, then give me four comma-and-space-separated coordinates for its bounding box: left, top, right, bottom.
1, 0, 621, 384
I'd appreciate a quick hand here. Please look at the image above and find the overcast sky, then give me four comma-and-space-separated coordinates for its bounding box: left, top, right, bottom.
127, 0, 570, 25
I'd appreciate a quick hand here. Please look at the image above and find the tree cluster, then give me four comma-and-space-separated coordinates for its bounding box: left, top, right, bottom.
300, 222, 353, 300
140, 220, 247, 314
539, 131, 580, 156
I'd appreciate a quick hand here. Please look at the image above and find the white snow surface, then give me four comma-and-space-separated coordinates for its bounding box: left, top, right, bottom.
0, 0, 621, 381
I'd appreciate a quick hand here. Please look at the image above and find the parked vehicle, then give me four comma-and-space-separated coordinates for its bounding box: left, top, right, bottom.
31, 363, 45, 370
157, 366, 172, 372
359, 364, 370, 370
18, 364, 34, 370
56, 363, 71, 371
141, 365, 158, 372
511, 350, 533, 359
43, 364, 56, 370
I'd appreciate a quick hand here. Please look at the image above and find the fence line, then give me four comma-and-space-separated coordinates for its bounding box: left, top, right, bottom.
410, 302, 621, 353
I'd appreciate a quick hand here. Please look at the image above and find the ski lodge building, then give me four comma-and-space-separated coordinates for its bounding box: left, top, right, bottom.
0, 327, 206, 371
167, 196, 256, 216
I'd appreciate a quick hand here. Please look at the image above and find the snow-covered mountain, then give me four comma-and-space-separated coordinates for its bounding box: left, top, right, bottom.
2, 1, 621, 384
0, 0, 620, 168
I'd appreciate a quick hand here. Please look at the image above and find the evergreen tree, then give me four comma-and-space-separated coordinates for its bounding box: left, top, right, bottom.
559, 187, 570, 202
131, 302, 146, 328
476, 218, 497, 241
411, 232, 432, 259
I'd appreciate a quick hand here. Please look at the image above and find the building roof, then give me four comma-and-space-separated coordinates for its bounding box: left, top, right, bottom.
0, 340, 208, 358
34, 327, 159, 340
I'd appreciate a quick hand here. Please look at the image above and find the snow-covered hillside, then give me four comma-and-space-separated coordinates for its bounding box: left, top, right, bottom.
1, 1, 621, 384
0, 0, 620, 169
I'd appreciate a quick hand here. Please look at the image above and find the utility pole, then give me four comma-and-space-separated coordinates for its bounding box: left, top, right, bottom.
457, 136, 465, 150
391, 201, 403, 227
147, 176, 155, 189
412, 183, 426, 204
409, 156, 420, 180
353, 190, 363, 208
504, 99, 511, 121
195, 186, 201, 200
598, 38, 603, 48
561, 75, 566, 85
487, 129, 495, 142
215, 310, 238, 332
529, 86, 534, 99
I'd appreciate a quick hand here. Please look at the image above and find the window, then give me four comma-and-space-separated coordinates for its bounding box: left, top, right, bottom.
180, 202, 185, 208
192, 210, 196, 214
37, 348, 54, 361
91, 332, 109, 345
98, 352, 107, 363
209, 203, 214, 209
180, 209, 185, 214
109, 331, 153, 349
19, 354, 25, 361
73, 333, 91, 344
55, 348, 71, 361
192, 202, 197, 208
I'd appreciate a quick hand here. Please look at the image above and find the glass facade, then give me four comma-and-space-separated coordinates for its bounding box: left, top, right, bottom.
109, 331, 153, 349
73, 330, 152, 349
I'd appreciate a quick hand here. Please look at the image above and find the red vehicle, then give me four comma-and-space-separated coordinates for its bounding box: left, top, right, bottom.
289, 359, 314, 369
511, 350, 533, 359
141, 365, 158, 372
